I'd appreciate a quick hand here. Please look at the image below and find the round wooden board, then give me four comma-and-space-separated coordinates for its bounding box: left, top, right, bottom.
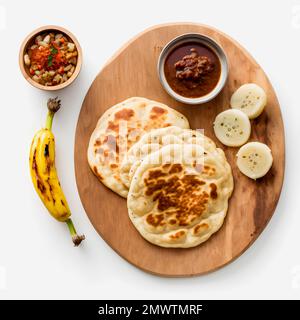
75, 23, 285, 277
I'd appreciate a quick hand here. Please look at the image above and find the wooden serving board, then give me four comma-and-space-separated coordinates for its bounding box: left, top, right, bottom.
75, 23, 285, 276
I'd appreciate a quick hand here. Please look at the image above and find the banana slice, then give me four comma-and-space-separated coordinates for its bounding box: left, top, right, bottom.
230, 83, 267, 119
236, 142, 273, 179
213, 109, 251, 147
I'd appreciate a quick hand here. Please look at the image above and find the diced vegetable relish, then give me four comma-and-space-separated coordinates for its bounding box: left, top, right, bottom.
24, 31, 78, 86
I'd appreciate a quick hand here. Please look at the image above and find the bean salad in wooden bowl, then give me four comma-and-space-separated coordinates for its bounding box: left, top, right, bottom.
19, 26, 82, 91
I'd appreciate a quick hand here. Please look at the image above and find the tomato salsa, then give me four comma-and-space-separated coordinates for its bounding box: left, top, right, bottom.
24, 32, 78, 86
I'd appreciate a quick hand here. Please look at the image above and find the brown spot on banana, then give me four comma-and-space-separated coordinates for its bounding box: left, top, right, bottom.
44, 144, 49, 157
32, 149, 49, 200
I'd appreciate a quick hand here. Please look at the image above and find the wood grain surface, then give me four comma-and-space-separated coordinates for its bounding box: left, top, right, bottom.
74, 23, 285, 277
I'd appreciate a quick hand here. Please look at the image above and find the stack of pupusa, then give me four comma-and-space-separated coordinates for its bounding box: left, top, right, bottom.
88, 97, 190, 197
88, 97, 233, 248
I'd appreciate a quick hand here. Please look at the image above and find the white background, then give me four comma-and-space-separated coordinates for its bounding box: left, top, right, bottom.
0, 0, 299, 300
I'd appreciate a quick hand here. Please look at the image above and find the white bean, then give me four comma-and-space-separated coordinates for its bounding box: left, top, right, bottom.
70, 57, 77, 65
64, 64, 72, 72
66, 53, 73, 60
24, 54, 30, 66
43, 35, 50, 44
67, 42, 75, 52
38, 41, 48, 47
62, 74, 68, 82
35, 35, 42, 44
35, 70, 40, 75
32, 75, 40, 82
53, 74, 62, 83
49, 71, 56, 77
67, 71, 73, 78
55, 33, 63, 40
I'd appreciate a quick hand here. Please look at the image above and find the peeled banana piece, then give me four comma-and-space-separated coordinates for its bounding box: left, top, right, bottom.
230, 83, 267, 119
213, 109, 251, 147
236, 142, 273, 179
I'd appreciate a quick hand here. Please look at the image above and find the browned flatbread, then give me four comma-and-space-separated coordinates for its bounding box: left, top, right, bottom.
87, 97, 190, 197
127, 144, 233, 248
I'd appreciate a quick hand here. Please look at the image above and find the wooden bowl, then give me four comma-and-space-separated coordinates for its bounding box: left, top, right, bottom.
19, 25, 82, 91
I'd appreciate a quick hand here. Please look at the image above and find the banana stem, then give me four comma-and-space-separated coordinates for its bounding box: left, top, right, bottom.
45, 111, 54, 130
66, 218, 85, 246
45, 97, 61, 130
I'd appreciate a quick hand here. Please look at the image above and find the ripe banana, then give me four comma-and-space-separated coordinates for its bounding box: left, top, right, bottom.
29, 98, 85, 246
